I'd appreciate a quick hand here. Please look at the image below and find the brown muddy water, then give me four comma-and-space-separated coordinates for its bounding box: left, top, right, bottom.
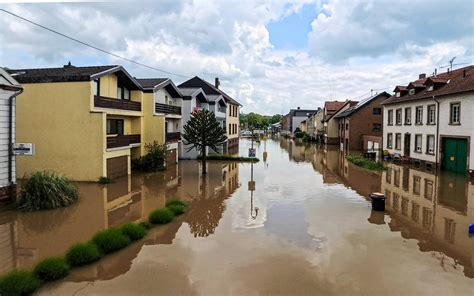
1, 138, 473, 295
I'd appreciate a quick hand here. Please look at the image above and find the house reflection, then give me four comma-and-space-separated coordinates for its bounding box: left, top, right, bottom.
381, 163, 474, 278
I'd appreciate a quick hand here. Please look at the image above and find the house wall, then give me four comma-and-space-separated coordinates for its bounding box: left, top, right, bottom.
99, 74, 118, 98
16, 81, 104, 181
227, 104, 239, 147
326, 104, 350, 144
291, 116, 307, 133
142, 92, 165, 147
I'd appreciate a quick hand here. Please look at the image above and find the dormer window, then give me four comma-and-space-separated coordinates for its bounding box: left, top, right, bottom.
396, 92, 400, 97
409, 89, 415, 95
427, 85, 433, 91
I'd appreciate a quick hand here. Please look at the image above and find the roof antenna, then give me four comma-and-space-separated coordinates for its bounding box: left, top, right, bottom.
439, 56, 468, 72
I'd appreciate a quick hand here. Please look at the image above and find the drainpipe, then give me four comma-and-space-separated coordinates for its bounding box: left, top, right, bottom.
6, 87, 23, 200
433, 96, 440, 174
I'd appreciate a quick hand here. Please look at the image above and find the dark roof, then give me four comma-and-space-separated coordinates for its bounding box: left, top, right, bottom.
135, 78, 168, 89
135, 78, 182, 98
334, 92, 390, 118
178, 76, 241, 106
383, 65, 474, 105
7, 64, 143, 90
289, 109, 318, 117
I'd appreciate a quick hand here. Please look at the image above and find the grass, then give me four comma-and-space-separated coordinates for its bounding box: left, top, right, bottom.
346, 155, 386, 170
149, 208, 175, 224
92, 228, 131, 254
97, 176, 113, 184
17, 171, 78, 211
121, 223, 147, 241
33, 257, 70, 282
65, 242, 101, 267
197, 155, 259, 162
0, 270, 41, 296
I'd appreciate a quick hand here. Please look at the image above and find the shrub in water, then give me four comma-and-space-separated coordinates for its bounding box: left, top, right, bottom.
97, 176, 113, 184
139, 221, 152, 230
65, 242, 101, 267
167, 204, 186, 215
133, 142, 167, 172
149, 208, 175, 224
17, 171, 78, 211
0, 270, 41, 296
33, 256, 70, 282
92, 228, 131, 254
165, 199, 188, 208
121, 223, 147, 241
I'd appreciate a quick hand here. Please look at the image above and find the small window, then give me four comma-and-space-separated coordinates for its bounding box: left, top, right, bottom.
107, 119, 124, 135
427, 105, 436, 125
388, 110, 393, 125
396, 109, 402, 125
404, 107, 411, 125
373, 107, 382, 115
396, 92, 401, 97
415, 106, 423, 124
117, 86, 123, 99
426, 135, 435, 154
345, 123, 349, 130
424, 180, 434, 200
123, 88, 130, 100
372, 123, 381, 132
415, 134, 422, 152
409, 89, 415, 95
413, 176, 421, 195
93, 79, 100, 96
395, 133, 401, 150
427, 85, 433, 91
450, 102, 461, 124
387, 133, 393, 149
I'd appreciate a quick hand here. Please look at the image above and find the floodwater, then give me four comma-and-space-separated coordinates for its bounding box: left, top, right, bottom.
1, 138, 473, 295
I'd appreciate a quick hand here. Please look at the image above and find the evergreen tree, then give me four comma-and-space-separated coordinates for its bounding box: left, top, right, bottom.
182, 109, 227, 174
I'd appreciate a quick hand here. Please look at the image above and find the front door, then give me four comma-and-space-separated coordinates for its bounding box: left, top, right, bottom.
443, 138, 467, 174
404, 133, 411, 157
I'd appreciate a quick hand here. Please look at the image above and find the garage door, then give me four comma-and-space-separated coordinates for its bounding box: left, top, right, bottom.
166, 149, 177, 165
442, 138, 467, 174
107, 156, 128, 179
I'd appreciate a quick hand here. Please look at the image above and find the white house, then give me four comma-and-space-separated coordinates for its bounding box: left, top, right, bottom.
382, 65, 474, 179
0, 68, 23, 201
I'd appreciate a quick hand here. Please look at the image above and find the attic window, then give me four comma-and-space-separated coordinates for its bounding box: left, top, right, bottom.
396, 92, 401, 97
427, 85, 433, 91
409, 89, 415, 95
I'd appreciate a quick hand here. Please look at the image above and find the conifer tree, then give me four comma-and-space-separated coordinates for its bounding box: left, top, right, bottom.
182, 109, 227, 174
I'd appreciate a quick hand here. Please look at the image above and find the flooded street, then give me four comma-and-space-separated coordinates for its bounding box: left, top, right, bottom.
1, 138, 473, 295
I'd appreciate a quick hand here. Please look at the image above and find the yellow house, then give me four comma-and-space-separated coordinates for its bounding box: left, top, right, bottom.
10, 64, 154, 181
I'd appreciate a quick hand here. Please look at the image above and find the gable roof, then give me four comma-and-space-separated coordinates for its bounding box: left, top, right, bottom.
382, 65, 474, 105
289, 109, 318, 118
7, 64, 143, 90
324, 100, 358, 121
178, 87, 208, 103
178, 76, 241, 106
0, 68, 22, 91
324, 101, 346, 113
135, 78, 168, 89
136, 78, 182, 98
334, 92, 390, 118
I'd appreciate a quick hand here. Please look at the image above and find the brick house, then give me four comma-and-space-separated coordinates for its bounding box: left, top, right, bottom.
323, 100, 355, 145
335, 92, 390, 156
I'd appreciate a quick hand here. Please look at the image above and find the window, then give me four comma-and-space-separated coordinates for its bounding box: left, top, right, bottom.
373, 107, 382, 115
392, 193, 400, 211
409, 89, 415, 95
424, 180, 434, 200
386, 168, 392, 184
388, 110, 393, 125
117, 86, 130, 100
345, 123, 349, 130
401, 198, 409, 216
117, 86, 122, 99
387, 133, 393, 149
413, 176, 421, 195
372, 123, 381, 132
415, 106, 423, 124
395, 133, 401, 150
394, 169, 400, 187
422, 207, 432, 229
106, 119, 124, 135
396, 92, 400, 97
411, 203, 420, 222
228, 124, 231, 134
444, 218, 456, 243
415, 134, 422, 153
404, 107, 411, 125
426, 135, 435, 154
450, 102, 461, 124
427, 104, 436, 124
93, 79, 100, 96
427, 85, 434, 91
396, 109, 402, 125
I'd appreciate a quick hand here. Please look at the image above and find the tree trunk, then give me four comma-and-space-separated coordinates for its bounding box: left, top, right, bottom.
201, 147, 207, 175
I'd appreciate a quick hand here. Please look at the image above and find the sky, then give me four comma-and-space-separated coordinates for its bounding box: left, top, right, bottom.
0, 0, 473, 115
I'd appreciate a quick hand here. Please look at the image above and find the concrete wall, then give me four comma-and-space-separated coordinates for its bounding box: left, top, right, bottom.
142, 92, 165, 147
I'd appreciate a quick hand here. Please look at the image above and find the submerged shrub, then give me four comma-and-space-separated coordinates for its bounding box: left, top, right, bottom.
346, 155, 386, 170
167, 204, 186, 215
92, 228, 131, 254
33, 256, 70, 282
121, 223, 147, 241
165, 199, 188, 208
149, 208, 174, 224
139, 221, 152, 230
97, 176, 113, 184
133, 141, 167, 172
65, 242, 101, 267
17, 171, 78, 211
0, 270, 41, 296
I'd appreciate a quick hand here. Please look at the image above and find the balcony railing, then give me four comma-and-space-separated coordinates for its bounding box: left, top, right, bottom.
107, 134, 141, 149
155, 103, 181, 115
166, 132, 181, 143
94, 96, 141, 112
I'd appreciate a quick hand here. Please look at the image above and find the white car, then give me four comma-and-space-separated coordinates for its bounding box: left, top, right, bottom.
241, 130, 252, 137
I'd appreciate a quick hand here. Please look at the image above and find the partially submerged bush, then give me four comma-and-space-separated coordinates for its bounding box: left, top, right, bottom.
139, 221, 152, 230
133, 142, 167, 172
346, 155, 386, 170
167, 204, 186, 215
92, 228, 131, 254
33, 256, 70, 282
121, 223, 147, 241
65, 242, 101, 267
17, 171, 78, 211
149, 208, 174, 224
0, 270, 41, 296
97, 176, 113, 184
165, 199, 188, 208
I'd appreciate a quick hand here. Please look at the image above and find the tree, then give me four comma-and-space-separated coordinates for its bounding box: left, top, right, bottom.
269, 114, 283, 124
182, 109, 227, 174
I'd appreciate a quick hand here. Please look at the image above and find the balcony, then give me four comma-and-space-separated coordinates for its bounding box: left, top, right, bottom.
155, 103, 181, 115
166, 132, 181, 143
95, 95, 141, 112
107, 134, 141, 149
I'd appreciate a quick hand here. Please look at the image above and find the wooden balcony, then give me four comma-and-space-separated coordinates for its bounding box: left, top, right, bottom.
95, 95, 141, 112
155, 103, 181, 115
166, 132, 181, 143
107, 134, 141, 149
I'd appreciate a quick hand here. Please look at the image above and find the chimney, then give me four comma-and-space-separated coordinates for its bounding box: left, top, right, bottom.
215, 77, 220, 89
297, 107, 301, 110
434, 68, 437, 77
63, 61, 74, 68
419, 73, 426, 79
463, 69, 466, 78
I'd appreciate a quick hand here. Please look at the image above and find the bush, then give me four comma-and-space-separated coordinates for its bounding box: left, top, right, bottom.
0, 270, 41, 296
133, 142, 167, 172
17, 171, 78, 211
33, 256, 70, 282
149, 208, 175, 224
121, 223, 147, 241
139, 221, 152, 230
97, 176, 113, 184
167, 204, 186, 215
165, 199, 188, 208
346, 155, 386, 170
65, 242, 101, 267
92, 228, 131, 254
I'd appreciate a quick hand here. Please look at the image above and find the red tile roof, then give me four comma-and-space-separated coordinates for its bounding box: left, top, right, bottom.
324, 101, 346, 113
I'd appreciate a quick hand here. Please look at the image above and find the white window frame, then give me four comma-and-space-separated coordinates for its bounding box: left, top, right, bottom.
415, 134, 422, 152
426, 135, 435, 154
450, 102, 461, 124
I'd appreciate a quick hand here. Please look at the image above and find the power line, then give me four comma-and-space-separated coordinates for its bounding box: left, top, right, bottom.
0, 8, 189, 78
